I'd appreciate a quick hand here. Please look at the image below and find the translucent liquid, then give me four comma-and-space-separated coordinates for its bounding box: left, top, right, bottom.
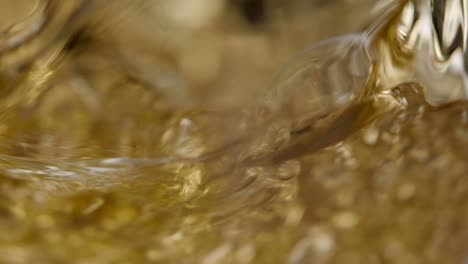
0, 0, 467, 263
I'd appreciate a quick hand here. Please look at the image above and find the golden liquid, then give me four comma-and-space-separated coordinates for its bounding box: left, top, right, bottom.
0, 0, 467, 263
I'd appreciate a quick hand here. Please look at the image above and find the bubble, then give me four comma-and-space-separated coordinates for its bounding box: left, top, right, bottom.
260, 33, 373, 124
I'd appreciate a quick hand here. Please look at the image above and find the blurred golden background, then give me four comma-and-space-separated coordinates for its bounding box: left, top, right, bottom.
0, 1, 467, 263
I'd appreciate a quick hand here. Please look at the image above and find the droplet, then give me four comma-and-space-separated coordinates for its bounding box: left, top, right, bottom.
202, 244, 232, 264
309, 226, 335, 254
146, 250, 163, 262
332, 211, 360, 229
362, 127, 380, 146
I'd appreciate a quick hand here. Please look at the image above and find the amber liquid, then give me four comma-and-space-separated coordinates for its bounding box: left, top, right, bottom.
0, 0, 467, 263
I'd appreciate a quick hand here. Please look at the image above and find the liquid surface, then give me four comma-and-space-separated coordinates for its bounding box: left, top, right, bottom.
0, 0, 468, 263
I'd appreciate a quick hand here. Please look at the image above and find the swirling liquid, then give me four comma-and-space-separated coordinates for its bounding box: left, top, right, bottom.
0, 0, 467, 263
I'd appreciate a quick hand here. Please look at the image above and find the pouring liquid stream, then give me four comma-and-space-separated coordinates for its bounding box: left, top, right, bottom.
0, 0, 467, 179
69, 0, 468, 175
159, 0, 468, 170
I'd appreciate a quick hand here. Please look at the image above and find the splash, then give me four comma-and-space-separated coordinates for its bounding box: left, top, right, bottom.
0, 0, 467, 263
